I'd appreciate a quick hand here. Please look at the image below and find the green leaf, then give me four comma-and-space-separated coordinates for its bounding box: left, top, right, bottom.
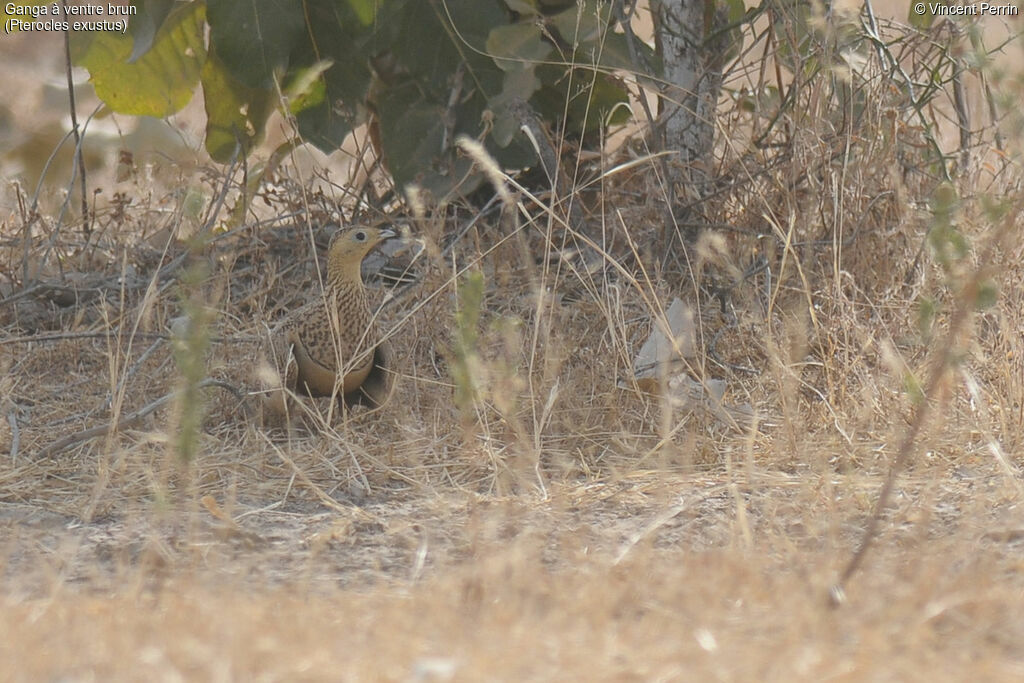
377, 77, 528, 199
201, 47, 275, 162
346, 0, 378, 25
503, 0, 539, 14
128, 0, 176, 62
534, 66, 630, 135
393, 0, 505, 89
379, 0, 543, 192
548, 0, 612, 46
580, 30, 657, 72
290, 2, 376, 150
74, 1, 206, 118
486, 22, 552, 72
207, 0, 305, 89
284, 59, 334, 113
490, 69, 542, 146
376, 80, 448, 189
538, 0, 577, 9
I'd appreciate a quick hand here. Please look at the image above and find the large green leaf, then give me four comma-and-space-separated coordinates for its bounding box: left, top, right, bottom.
284, 60, 333, 114
74, 1, 206, 117
583, 30, 658, 73
375, 75, 535, 198
128, 0, 176, 62
534, 66, 630, 136
489, 68, 542, 146
289, 1, 377, 150
376, 80, 448, 189
486, 22, 552, 72
346, 0, 378, 25
393, 0, 506, 93
201, 47, 275, 162
375, 0, 541, 193
57, 0, 652, 195
548, 0, 612, 46
293, 66, 358, 151
206, 0, 305, 89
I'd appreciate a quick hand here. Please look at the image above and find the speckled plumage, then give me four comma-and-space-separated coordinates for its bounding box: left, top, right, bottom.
261, 226, 395, 419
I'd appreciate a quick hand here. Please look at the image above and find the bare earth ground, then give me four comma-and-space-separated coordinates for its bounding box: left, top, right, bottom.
3, 10, 1024, 683
2, 467, 1024, 680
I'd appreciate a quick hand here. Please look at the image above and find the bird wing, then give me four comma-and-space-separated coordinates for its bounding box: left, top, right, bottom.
288, 327, 341, 396
346, 341, 393, 408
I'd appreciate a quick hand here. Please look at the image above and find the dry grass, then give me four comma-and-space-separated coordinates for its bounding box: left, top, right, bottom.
2, 8, 1024, 681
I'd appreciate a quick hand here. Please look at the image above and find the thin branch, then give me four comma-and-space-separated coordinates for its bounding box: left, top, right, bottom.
35, 378, 245, 459
0, 331, 243, 346
61, 0, 91, 241
831, 210, 1016, 605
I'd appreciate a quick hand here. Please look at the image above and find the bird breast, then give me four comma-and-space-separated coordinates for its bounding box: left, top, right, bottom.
288, 278, 376, 396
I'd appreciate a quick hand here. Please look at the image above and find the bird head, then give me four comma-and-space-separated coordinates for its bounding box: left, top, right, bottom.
326, 226, 397, 277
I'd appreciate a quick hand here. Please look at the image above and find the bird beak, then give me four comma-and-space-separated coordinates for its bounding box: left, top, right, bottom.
379, 228, 397, 240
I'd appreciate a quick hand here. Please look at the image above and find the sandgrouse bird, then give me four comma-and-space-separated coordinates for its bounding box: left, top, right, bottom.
260, 226, 396, 421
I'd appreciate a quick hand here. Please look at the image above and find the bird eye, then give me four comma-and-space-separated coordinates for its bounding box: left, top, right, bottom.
354, 230, 367, 242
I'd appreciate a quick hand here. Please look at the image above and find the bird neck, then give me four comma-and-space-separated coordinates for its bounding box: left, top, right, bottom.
327, 269, 367, 306
326, 257, 363, 288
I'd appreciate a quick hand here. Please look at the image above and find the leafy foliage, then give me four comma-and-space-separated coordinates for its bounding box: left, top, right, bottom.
73, 1, 206, 118
72, 0, 655, 198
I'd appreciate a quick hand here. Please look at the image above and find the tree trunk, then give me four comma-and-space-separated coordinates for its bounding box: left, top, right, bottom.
653, 0, 726, 246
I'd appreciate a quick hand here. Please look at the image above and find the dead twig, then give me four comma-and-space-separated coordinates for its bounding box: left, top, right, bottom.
35, 378, 245, 459
831, 207, 1016, 606
0, 330, 246, 346
6, 412, 19, 462
99, 337, 166, 414
61, 0, 90, 242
